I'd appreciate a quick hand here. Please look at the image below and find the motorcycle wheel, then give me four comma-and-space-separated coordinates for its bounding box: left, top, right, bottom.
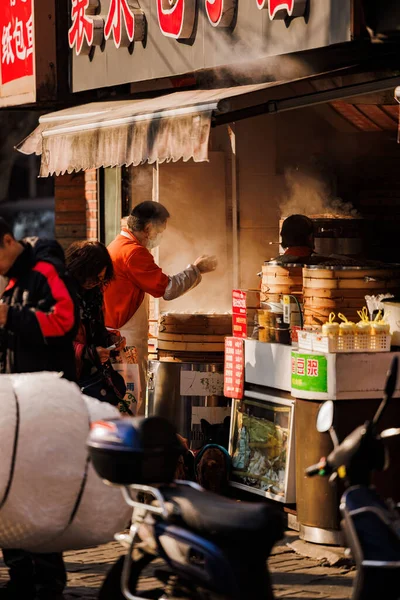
98, 553, 198, 600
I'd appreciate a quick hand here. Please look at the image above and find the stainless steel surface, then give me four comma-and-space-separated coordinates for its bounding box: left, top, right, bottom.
147, 360, 229, 450
299, 524, 344, 546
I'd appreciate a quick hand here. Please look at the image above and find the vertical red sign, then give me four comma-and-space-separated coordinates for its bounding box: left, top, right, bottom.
224, 336, 244, 399
232, 289, 247, 338
0, 0, 34, 85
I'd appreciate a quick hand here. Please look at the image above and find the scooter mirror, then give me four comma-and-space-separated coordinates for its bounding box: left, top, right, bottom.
379, 427, 400, 440
316, 401, 334, 433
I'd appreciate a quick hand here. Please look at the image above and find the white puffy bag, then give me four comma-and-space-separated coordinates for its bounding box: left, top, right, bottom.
0, 372, 131, 552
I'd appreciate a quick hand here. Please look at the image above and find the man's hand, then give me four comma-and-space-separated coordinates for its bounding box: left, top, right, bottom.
194, 255, 218, 274
0, 303, 9, 326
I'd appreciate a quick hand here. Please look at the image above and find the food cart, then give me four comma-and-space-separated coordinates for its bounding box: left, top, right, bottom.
226, 263, 400, 545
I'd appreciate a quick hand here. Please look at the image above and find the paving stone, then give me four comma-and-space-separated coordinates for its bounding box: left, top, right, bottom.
0, 539, 356, 599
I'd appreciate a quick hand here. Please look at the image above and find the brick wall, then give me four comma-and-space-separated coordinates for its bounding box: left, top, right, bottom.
85, 169, 98, 240
54, 169, 98, 250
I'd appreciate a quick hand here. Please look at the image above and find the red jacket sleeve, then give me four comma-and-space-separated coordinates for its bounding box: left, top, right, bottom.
6, 262, 76, 343
126, 246, 169, 298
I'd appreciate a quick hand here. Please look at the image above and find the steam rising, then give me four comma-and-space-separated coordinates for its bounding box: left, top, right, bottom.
280, 167, 359, 218
159, 221, 231, 314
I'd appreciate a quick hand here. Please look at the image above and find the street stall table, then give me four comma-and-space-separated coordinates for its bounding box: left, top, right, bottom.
231, 340, 400, 545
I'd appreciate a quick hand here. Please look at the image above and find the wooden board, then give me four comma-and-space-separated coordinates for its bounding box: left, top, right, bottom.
159, 313, 232, 335
158, 332, 227, 343
158, 351, 224, 363
158, 340, 226, 352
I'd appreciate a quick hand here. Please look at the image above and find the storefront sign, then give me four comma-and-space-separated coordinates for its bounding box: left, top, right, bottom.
232, 289, 247, 338
0, 0, 58, 107
71, 0, 352, 92
224, 337, 244, 398
256, 0, 307, 20
291, 352, 328, 393
205, 0, 236, 28
157, 0, 196, 39
0, 0, 34, 85
68, 0, 96, 55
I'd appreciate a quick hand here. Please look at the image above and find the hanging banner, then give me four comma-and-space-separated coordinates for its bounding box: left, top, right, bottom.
0, 0, 34, 86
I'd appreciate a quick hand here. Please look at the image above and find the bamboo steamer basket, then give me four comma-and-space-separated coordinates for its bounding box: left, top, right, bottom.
303, 266, 400, 325
159, 313, 232, 336
261, 262, 303, 303
157, 313, 231, 362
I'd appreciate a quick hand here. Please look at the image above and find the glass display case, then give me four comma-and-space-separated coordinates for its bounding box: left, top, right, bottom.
229, 390, 295, 503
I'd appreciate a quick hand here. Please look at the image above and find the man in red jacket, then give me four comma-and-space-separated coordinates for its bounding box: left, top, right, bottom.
104, 201, 217, 412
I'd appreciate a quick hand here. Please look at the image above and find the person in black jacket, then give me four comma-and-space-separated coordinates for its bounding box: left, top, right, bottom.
0, 218, 78, 600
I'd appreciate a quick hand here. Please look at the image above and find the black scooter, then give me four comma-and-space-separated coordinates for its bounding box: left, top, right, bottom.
306, 356, 400, 600
87, 416, 284, 600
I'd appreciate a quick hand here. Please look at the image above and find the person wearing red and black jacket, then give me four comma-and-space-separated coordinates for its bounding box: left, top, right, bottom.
0, 219, 78, 600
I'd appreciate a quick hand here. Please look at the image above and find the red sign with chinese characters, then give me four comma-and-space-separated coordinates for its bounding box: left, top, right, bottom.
104, 0, 135, 48
68, 0, 95, 55
232, 289, 247, 338
0, 0, 34, 85
224, 336, 244, 399
205, 0, 236, 28
256, 0, 306, 20
156, 0, 196, 39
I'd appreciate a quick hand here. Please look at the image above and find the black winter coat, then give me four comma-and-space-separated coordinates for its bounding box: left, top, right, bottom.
0, 238, 79, 381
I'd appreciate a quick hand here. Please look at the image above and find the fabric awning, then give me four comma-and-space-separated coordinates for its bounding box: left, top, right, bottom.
16, 83, 278, 177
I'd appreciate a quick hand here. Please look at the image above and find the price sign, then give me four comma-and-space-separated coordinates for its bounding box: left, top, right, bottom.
224, 336, 244, 398
232, 289, 247, 338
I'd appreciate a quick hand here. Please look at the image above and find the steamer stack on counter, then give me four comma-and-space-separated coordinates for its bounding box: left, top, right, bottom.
157, 313, 232, 363
261, 262, 303, 304
258, 260, 400, 350
303, 266, 400, 326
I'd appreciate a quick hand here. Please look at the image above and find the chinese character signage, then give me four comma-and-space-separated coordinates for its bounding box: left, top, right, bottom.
0, 0, 34, 86
291, 352, 328, 394
232, 289, 248, 338
256, 0, 307, 20
73, 0, 351, 92
224, 337, 244, 398
69, 0, 145, 55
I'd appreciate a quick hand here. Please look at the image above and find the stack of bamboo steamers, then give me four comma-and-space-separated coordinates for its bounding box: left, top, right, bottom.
262, 263, 400, 326
157, 313, 232, 362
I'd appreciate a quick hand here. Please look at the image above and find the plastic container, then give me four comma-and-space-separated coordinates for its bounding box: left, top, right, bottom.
87, 416, 182, 485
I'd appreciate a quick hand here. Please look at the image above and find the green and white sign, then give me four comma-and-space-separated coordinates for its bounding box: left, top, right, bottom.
291, 352, 328, 394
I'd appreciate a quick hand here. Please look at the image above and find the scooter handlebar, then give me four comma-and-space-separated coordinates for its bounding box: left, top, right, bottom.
305, 462, 325, 477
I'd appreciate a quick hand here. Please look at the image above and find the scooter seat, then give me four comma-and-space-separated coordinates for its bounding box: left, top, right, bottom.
160, 483, 284, 551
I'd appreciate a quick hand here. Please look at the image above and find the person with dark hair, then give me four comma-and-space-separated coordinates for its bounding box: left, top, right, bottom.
278, 214, 315, 263
65, 241, 128, 410
0, 218, 78, 600
104, 201, 217, 413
